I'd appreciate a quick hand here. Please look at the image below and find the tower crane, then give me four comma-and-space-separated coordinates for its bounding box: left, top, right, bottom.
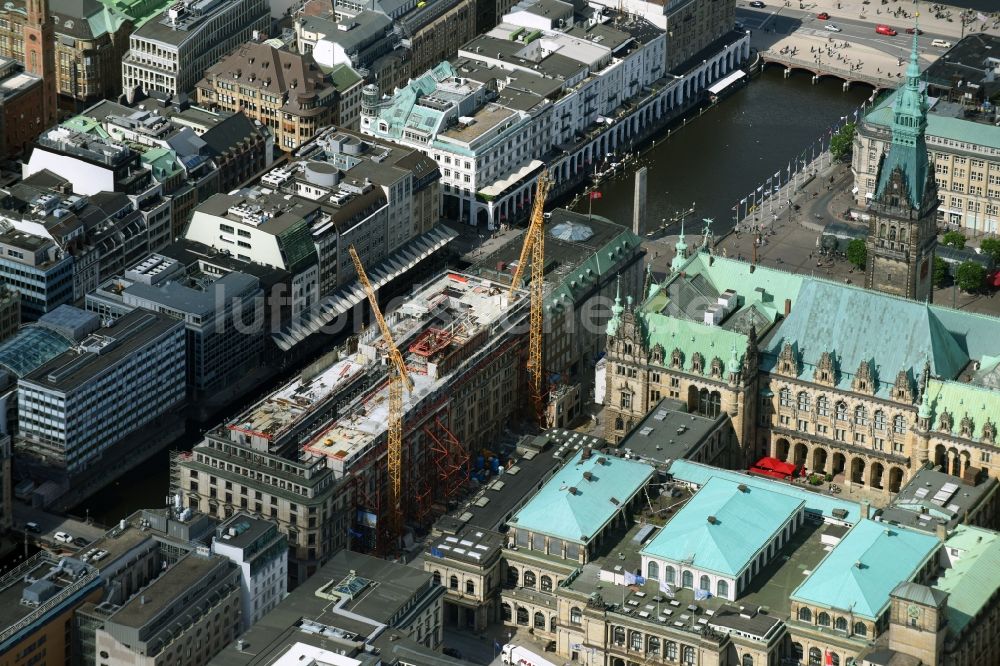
349, 245, 412, 548
507, 169, 551, 426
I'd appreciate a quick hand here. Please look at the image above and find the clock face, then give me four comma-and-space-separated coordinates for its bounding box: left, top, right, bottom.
907, 604, 920, 619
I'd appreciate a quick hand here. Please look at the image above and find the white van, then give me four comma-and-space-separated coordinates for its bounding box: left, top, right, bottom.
931, 39, 952, 48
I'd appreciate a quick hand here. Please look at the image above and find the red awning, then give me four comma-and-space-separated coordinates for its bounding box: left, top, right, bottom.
749, 467, 790, 480
753, 456, 797, 476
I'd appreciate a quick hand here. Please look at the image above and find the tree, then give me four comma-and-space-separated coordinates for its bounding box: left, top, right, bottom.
830, 122, 857, 161
955, 261, 986, 293
942, 231, 967, 249
847, 238, 867, 269
980, 238, 1000, 264
932, 256, 949, 287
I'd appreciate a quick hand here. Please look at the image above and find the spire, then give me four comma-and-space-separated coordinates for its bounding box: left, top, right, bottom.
671, 218, 689, 272
874, 14, 930, 208
607, 275, 624, 336
918, 381, 932, 420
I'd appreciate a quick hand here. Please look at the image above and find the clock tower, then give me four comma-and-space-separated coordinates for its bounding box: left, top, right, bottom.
23, 0, 57, 127
864, 21, 938, 302
887, 581, 948, 665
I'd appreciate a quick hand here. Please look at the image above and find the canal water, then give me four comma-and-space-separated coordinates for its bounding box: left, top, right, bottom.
574, 67, 870, 233
80, 67, 871, 526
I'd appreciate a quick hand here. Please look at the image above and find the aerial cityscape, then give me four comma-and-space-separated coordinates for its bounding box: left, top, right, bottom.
0, 0, 998, 663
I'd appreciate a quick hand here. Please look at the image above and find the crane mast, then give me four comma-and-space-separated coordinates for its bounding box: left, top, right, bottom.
507, 170, 551, 425
349, 245, 412, 548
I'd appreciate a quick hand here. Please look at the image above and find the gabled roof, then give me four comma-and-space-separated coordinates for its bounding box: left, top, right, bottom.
764, 280, 969, 395
923, 378, 1000, 440
934, 525, 1000, 634
641, 476, 804, 576
510, 450, 654, 544
791, 519, 939, 619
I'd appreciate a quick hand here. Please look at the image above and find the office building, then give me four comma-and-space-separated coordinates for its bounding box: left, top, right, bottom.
212, 513, 288, 630
122, 0, 271, 100
0, 553, 103, 664
86, 253, 265, 399
0, 228, 74, 320
0, 57, 45, 159
197, 41, 342, 152
0, 285, 20, 343
15, 308, 186, 476
94, 550, 241, 665
853, 35, 1000, 234
397, 0, 476, 80
210, 550, 445, 665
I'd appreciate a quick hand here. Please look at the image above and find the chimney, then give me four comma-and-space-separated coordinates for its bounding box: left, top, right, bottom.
784, 298, 791, 317
860, 500, 870, 519
936, 522, 948, 541
582, 446, 593, 461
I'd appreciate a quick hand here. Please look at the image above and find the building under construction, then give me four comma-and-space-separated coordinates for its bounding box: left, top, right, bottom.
303, 271, 529, 550
174, 270, 529, 576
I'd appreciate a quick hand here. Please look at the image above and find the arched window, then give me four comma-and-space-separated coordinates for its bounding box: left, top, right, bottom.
449, 575, 458, 590
797, 391, 811, 411
647, 561, 659, 580
717, 580, 729, 598
682, 646, 695, 664
835, 616, 848, 631
629, 631, 642, 651
550, 617, 557, 632
699, 575, 710, 591
831, 654, 840, 666
893, 414, 907, 434
534, 612, 545, 629
466, 580, 475, 595
432, 571, 441, 585
853, 621, 867, 637
874, 410, 887, 430
818, 612, 830, 627
798, 607, 812, 622
742, 655, 754, 666
809, 648, 822, 666
516, 607, 529, 625
665, 642, 677, 660
779, 387, 791, 406
613, 626, 625, 645
570, 607, 582, 625
835, 401, 847, 420
502, 603, 512, 622
879, 223, 887, 238
792, 644, 804, 661
647, 637, 660, 655
889, 227, 897, 241
523, 571, 536, 588
817, 395, 829, 416
854, 405, 868, 426
682, 570, 693, 588
664, 566, 675, 584
615, 416, 624, 431
507, 567, 519, 587
540, 575, 552, 592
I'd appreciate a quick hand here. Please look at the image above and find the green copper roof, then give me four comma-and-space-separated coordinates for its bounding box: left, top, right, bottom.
764, 280, 969, 396
546, 228, 642, 312
641, 477, 804, 576
667, 460, 862, 524
642, 312, 746, 372
791, 519, 939, 619
373, 62, 456, 142
865, 92, 1000, 151
934, 525, 1000, 634
923, 379, 1000, 439
874, 24, 931, 207
99, 0, 172, 25
510, 449, 654, 544
62, 114, 109, 138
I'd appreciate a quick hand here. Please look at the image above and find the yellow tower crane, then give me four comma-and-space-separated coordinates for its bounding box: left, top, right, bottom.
349, 245, 413, 548
507, 169, 551, 426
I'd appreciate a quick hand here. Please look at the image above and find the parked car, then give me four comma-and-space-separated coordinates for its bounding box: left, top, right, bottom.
25, 521, 40, 533
817, 12, 830, 19
905, 27, 924, 34
931, 39, 952, 48
825, 24, 842, 32
749, 1, 765, 7
54, 531, 73, 543
73, 536, 90, 548
876, 24, 898, 36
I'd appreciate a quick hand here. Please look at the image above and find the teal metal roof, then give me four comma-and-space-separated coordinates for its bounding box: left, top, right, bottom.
510, 450, 654, 544
667, 460, 861, 524
764, 280, 969, 395
923, 379, 1000, 439
866, 92, 1000, 151
934, 525, 1000, 634
546, 228, 642, 311
791, 519, 939, 619
641, 477, 804, 576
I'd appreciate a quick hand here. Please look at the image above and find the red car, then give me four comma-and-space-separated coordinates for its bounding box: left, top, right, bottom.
905, 27, 924, 34
876, 24, 898, 36
817, 12, 830, 19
